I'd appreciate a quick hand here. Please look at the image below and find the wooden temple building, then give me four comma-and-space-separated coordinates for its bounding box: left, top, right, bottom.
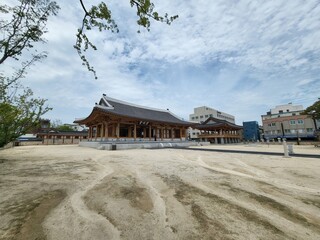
195, 117, 243, 144
74, 95, 194, 143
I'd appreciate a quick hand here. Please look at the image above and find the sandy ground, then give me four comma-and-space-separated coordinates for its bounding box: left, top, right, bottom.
0, 144, 320, 240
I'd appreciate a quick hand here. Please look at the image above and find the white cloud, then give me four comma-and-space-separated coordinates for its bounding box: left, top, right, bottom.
1, 0, 320, 124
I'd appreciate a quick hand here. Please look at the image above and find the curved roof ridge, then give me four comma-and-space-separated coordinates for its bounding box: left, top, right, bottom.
75, 94, 194, 126
103, 95, 170, 113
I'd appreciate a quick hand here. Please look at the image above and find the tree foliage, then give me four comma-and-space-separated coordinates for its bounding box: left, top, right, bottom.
0, 0, 57, 147
75, 0, 178, 79
50, 119, 74, 131
302, 99, 320, 120
0, 0, 60, 64
0, 87, 51, 147
55, 125, 75, 132
1, 0, 178, 79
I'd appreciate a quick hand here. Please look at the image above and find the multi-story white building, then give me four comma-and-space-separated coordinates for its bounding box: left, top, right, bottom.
261, 103, 318, 141
189, 106, 235, 139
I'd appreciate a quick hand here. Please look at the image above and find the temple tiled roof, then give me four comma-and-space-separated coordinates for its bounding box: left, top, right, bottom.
75, 95, 194, 126
195, 117, 242, 130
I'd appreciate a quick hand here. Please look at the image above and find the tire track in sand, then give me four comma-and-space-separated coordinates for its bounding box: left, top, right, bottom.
44, 158, 120, 240
195, 155, 320, 195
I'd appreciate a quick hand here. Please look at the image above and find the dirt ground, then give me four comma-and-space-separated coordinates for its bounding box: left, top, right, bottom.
0, 144, 319, 240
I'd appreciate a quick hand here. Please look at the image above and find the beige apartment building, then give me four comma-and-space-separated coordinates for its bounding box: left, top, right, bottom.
189, 106, 236, 140
261, 103, 318, 141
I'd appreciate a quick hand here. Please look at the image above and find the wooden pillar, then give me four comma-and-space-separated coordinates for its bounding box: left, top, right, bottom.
128, 126, 132, 138
149, 125, 152, 140
171, 128, 173, 140
101, 123, 105, 138
143, 128, 146, 139
111, 124, 114, 138
161, 127, 163, 140
134, 124, 137, 140
180, 128, 183, 140
154, 127, 158, 141
116, 122, 120, 139
95, 125, 97, 141
104, 122, 108, 141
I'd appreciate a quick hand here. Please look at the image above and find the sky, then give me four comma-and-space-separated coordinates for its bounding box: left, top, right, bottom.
2, 0, 320, 125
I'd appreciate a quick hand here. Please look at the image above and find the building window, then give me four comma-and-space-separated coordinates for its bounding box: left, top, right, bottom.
268, 123, 272, 127
196, 116, 199, 119
307, 128, 313, 132
271, 123, 276, 126
191, 117, 195, 120
284, 129, 290, 133
210, 114, 213, 117
277, 130, 281, 134
200, 115, 204, 118
297, 119, 304, 124
290, 120, 296, 125
292, 113, 296, 116
205, 115, 208, 118
290, 129, 296, 134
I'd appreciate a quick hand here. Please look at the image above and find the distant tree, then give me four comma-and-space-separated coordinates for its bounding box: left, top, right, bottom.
302, 99, 320, 120
56, 125, 75, 131
50, 119, 74, 131
50, 119, 63, 128
0, 88, 51, 147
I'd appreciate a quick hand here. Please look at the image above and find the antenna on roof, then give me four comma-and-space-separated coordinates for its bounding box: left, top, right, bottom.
103, 93, 106, 96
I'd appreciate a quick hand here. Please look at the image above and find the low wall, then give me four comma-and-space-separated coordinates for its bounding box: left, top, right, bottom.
42, 139, 81, 145
79, 140, 200, 150
19, 141, 43, 146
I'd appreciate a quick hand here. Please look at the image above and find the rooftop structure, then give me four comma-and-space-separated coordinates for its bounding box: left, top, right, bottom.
189, 106, 235, 124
